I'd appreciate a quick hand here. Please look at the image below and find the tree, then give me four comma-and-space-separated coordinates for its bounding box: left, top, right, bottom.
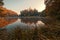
0, 0, 4, 6
20, 8, 39, 17
45, 0, 60, 19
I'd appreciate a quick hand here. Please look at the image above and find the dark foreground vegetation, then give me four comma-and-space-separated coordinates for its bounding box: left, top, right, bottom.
0, 26, 60, 40
0, 0, 60, 40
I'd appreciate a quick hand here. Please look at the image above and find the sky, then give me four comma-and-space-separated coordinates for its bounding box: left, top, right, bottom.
4, 0, 46, 14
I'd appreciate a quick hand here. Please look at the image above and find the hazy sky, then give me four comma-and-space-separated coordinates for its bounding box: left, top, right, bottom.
4, 0, 45, 14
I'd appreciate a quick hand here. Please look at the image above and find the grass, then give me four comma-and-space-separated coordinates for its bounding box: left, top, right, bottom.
0, 25, 60, 40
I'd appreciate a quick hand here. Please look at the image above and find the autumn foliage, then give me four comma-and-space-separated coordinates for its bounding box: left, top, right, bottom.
0, 18, 17, 28
45, 0, 60, 19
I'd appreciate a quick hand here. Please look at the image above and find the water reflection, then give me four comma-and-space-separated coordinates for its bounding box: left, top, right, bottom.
21, 18, 45, 27
0, 18, 45, 30
21, 18, 38, 24
0, 18, 18, 28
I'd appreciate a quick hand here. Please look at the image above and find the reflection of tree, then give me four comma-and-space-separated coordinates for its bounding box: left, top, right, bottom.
21, 18, 39, 24
0, 18, 18, 28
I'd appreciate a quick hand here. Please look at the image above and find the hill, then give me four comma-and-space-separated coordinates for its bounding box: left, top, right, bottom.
0, 7, 18, 17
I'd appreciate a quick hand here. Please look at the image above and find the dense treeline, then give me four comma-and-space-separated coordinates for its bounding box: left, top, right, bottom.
45, 0, 60, 20
19, 9, 46, 17
44, 0, 60, 28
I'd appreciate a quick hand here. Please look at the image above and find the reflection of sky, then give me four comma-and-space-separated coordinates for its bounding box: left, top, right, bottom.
6, 19, 45, 30
4, 0, 46, 14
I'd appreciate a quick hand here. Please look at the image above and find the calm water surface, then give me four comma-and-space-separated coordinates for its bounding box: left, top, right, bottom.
0, 18, 45, 30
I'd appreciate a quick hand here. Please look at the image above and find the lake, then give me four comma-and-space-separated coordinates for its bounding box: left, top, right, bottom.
0, 17, 45, 31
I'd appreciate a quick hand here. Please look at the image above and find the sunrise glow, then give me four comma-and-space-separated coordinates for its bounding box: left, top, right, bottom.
4, 0, 46, 14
